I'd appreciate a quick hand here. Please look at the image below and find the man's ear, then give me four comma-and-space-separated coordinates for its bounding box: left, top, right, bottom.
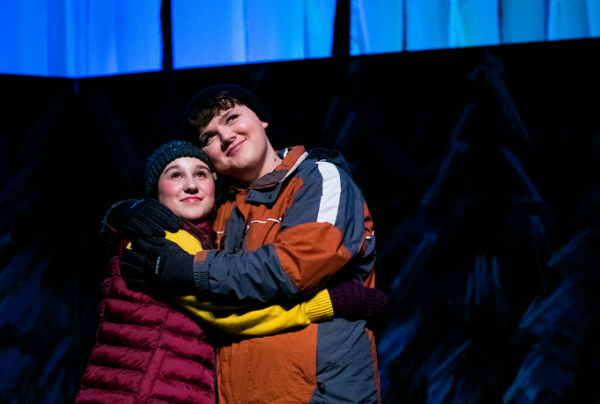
262, 121, 269, 129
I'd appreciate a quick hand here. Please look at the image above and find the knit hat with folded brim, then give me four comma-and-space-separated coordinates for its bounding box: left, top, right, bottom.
145, 140, 216, 198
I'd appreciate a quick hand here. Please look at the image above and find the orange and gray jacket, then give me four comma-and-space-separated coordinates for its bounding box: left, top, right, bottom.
192, 146, 380, 403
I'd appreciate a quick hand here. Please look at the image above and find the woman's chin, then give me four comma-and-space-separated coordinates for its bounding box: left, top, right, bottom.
180, 212, 209, 225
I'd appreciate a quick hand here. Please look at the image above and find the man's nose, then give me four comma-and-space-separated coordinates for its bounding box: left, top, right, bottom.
220, 129, 235, 149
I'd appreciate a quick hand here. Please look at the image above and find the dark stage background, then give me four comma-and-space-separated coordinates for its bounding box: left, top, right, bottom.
1, 38, 599, 404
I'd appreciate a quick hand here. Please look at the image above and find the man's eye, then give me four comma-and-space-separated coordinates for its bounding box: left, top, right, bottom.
201, 133, 216, 146
227, 114, 238, 122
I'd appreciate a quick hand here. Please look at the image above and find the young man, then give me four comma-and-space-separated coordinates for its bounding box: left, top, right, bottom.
120, 85, 381, 403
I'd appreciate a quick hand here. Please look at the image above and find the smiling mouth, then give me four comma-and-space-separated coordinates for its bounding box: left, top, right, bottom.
181, 197, 203, 202
226, 140, 244, 157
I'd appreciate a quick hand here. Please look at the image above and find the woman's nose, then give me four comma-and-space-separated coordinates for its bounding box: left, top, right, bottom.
184, 178, 198, 193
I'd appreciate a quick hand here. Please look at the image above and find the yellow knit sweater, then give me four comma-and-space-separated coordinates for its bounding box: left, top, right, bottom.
129, 230, 333, 336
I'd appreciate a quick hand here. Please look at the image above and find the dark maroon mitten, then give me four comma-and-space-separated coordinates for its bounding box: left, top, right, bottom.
328, 281, 389, 323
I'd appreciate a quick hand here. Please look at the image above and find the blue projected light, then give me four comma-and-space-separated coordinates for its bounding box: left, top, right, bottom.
172, 0, 336, 69
0, 0, 598, 77
0, 2, 49, 76
172, 0, 247, 68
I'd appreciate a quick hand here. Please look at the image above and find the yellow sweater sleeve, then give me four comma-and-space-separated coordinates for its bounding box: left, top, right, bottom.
175, 289, 333, 336
129, 230, 334, 336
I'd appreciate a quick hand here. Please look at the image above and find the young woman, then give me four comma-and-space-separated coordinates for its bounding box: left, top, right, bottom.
76, 141, 386, 404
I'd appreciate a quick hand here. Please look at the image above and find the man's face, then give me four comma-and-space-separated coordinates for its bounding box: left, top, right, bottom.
199, 104, 271, 185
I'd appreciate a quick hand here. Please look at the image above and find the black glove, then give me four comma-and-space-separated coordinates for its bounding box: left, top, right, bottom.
121, 236, 196, 293
104, 199, 182, 238
328, 280, 389, 324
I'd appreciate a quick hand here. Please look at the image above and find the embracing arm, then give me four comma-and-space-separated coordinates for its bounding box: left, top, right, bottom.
173, 279, 388, 335
173, 289, 333, 336
124, 230, 333, 335
191, 159, 376, 304
124, 229, 386, 336
121, 153, 378, 311
175, 281, 388, 336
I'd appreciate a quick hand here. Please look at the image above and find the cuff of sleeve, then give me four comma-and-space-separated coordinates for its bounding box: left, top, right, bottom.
305, 290, 334, 322
193, 250, 210, 292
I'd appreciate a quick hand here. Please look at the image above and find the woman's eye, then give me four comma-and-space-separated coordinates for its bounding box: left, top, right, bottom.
170, 172, 182, 179
227, 114, 238, 122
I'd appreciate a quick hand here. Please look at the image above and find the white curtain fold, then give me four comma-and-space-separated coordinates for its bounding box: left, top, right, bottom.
350, 0, 404, 55
548, 0, 590, 40
406, 0, 450, 50
448, 0, 501, 48
172, 0, 247, 68
0, 0, 598, 78
501, 0, 548, 44
588, 0, 600, 37
173, 0, 336, 68
0, 1, 49, 76
0, 0, 161, 77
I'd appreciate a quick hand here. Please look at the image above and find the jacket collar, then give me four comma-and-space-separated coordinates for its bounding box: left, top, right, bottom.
241, 146, 307, 204
252, 146, 307, 187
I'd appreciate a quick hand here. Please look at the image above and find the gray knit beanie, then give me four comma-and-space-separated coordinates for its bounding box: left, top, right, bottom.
145, 141, 216, 198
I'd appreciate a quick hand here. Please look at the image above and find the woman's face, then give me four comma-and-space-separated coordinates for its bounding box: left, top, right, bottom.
157, 157, 215, 224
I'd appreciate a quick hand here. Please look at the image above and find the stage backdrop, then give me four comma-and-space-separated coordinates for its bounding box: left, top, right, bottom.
0, 37, 599, 403
1, 0, 599, 77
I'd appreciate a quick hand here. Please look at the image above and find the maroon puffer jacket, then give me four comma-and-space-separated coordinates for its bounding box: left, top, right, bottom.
74, 239, 215, 404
